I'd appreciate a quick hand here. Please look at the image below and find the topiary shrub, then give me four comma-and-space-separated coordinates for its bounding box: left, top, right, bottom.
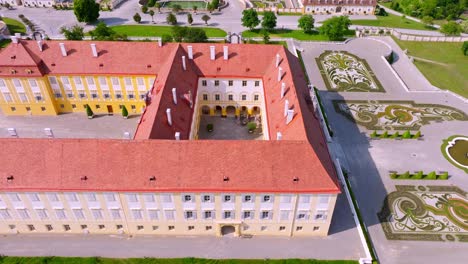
427, 171, 437, 180
380, 130, 388, 139
402, 130, 411, 139
400, 171, 410, 179
122, 105, 129, 118
390, 172, 398, 179
413, 131, 421, 139
85, 104, 94, 119
413, 171, 423, 179
247, 122, 257, 133
207, 123, 213, 132
439, 172, 449, 180
391, 131, 400, 139
370, 130, 378, 138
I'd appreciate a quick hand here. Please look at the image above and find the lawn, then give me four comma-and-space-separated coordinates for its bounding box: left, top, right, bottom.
2, 17, 27, 34
394, 39, 468, 98
109, 25, 227, 37
162, 1, 207, 9
351, 13, 434, 31
242, 29, 355, 41
0, 257, 359, 264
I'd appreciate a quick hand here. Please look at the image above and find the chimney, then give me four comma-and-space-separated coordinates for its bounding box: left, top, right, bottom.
172, 88, 177, 104
37, 40, 43, 52
175, 132, 181, 140
278, 67, 283, 82
59, 43, 67, 57
210, 46, 215, 60
166, 108, 172, 126
158, 38, 162, 47
14, 33, 21, 39
182, 56, 186, 71
223, 46, 228, 60
11, 36, 18, 44
90, 43, 98, 57
188, 46, 193, 59
281, 82, 286, 98
276, 132, 282, 140
276, 53, 281, 68
286, 109, 294, 124
284, 99, 289, 117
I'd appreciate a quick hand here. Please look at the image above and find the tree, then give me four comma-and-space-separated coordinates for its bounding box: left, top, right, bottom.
207, 3, 215, 13
89, 22, 127, 41
261, 11, 277, 31
172, 26, 187, 42
85, 104, 94, 118
193, 5, 198, 14
462, 41, 468, 56
202, 14, 211, 25
460, 20, 468, 34
122, 105, 129, 118
133, 13, 142, 23
184, 27, 208, 42
187, 13, 193, 25
149, 10, 155, 23
421, 15, 434, 27
440, 21, 462, 36
60, 25, 84, 40
241, 8, 260, 31
73, 0, 100, 23
262, 29, 270, 44
298, 14, 314, 33
167, 13, 178, 25
155, 3, 161, 13
148, 0, 156, 7
211, 0, 220, 9
172, 4, 182, 14
319, 16, 351, 41
141, 5, 148, 14
161, 34, 173, 43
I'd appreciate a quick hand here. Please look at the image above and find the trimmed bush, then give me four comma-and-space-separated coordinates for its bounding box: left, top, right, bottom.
122, 105, 128, 118
413, 131, 421, 139
402, 130, 411, 139
413, 171, 423, 179
85, 104, 93, 118
391, 131, 400, 138
400, 171, 410, 179
380, 130, 388, 139
390, 172, 398, 179
247, 122, 257, 132
427, 171, 437, 180
206, 123, 213, 132
439, 172, 449, 180
370, 130, 378, 138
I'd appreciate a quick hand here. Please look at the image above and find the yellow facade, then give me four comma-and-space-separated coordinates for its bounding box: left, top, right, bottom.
0, 75, 156, 116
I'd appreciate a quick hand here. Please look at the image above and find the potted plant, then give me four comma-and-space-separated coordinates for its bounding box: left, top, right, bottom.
85, 104, 94, 119
247, 122, 257, 133
207, 123, 213, 132
122, 105, 129, 119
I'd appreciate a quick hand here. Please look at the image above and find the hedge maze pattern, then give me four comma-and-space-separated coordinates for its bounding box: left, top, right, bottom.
316, 51, 385, 93
378, 185, 468, 242
441, 135, 468, 173
333, 100, 468, 130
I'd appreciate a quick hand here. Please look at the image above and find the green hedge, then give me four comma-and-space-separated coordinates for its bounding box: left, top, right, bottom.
370, 130, 421, 139
390, 171, 449, 180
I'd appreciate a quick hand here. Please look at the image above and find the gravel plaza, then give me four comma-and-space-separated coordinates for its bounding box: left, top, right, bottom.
298, 37, 468, 264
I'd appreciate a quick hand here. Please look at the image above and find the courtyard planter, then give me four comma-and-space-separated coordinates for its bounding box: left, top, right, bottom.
207, 123, 213, 132
247, 122, 257, 133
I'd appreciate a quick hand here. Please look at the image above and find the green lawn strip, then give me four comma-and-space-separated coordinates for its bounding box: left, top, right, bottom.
389, 171, 449, 180
1, 17, 27, 34
393, 39, 468, 98
351, 13, 434, 31
109, 25, 227, 38
342, 171, 378, 263
163, 1, 207, 9
0, 39, 11, 49
257, 11, 302, 16
369, 130, 421, 139
243, 29, 354, 41
0, 257, 358, 264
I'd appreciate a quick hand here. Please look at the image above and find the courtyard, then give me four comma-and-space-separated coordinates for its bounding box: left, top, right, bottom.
198, 116, 263, 140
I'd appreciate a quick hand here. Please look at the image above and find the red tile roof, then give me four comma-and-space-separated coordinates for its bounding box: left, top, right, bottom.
0, 40, 340, 194
303, 0, 376, 6
0, 139, 339, 193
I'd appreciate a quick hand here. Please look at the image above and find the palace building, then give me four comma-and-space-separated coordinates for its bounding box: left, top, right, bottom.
0, 38, 340, 237
302, 0, 377, 15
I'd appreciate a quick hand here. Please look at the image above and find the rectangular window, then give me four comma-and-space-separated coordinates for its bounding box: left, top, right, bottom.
185, 211, 195, 219
137, 225, 144, 230
81, 225, 88, 230
91, 209, 103, 220
223, 195, 232, 203
228, 94, 233, 101
204, 211, 212, 219
34, 92, 43, 101
279, 226, 286, 231
73, 209, 85, 220
161, 194, 173, 203
110, 209, 121, 219
103, 90, 110, 99
0, 209, 12, 219
114, 91, 122, 99
86, 77, 95, 86
313, 226, 320, 231
55, 209, 67, 220
152, 225, 158, 230
215, 94, 220, 101
18, 93, 28, 102
297, 211, 308, 220
66, 193, 78, 202
296, 226, 303, 231
228, 80, 233, 86
127, 91, 134, 99
98, 224, 105, 230
299, 195, 311, 203
126, 194, 138, 203
188, 226, 195, 230
168, 226, 175, 230
137, 78, 144, 86
203, 195, 212, 203
27, 225, 36, 231
8, 193, 21, 202
73, 77, 82, 86
202, 94, 208, 101
28, 193, 40, 202
111, 77, 120, 87
206, 226, 212, 230
87, 193, 97, 202
0, 79, 5, 87
243, 195, 253, 202
243, 211, 252, 219
144, 194, 155, 203
53, 89, 62, 98
262, 195, 272, 202
261, 226, 267, 231
46, 224, 53, 231
202, 80, 207, 86
280, 210, 290, 221
214, 80, 219, 86
99, 77, 107, 86
223, 211, 233, 219
12, 79, 22, 88
183, 194, 193, 202
318, 195, 330, 205
35, 209, 48, 220
165, 210, 175, 220
2, 92, 12, 102
280, 195, 292, 203
78, 90, 86, 99
261, 211, 271, 219
139, 92, 146, 100
124, 77, 133, 88
132, 209, 143, 220
241, 94, 247, 101
255, 81, 260, 86
242, 80, 247, 86
63, 225, 71, 231
90, 90, 98, 99
28, 79, 38, 88
315, 210, 328, 220
148, 210, 159, 220
254, 94, 259, 101
105, 193, 116, 202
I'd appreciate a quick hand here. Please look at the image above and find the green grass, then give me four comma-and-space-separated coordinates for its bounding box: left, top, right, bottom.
393, 39, 468, 98
1, 17, 27, 34
351, 13, 434, 31
0, 39, 11, 48
109, 25, 227, 37
0, 257, 359, 264
257, 11, 302, 16
162, 1, 207, 9
242, 29, 354, 41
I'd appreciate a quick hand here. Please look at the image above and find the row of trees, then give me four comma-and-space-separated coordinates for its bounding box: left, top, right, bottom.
388, 0, 466, 20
